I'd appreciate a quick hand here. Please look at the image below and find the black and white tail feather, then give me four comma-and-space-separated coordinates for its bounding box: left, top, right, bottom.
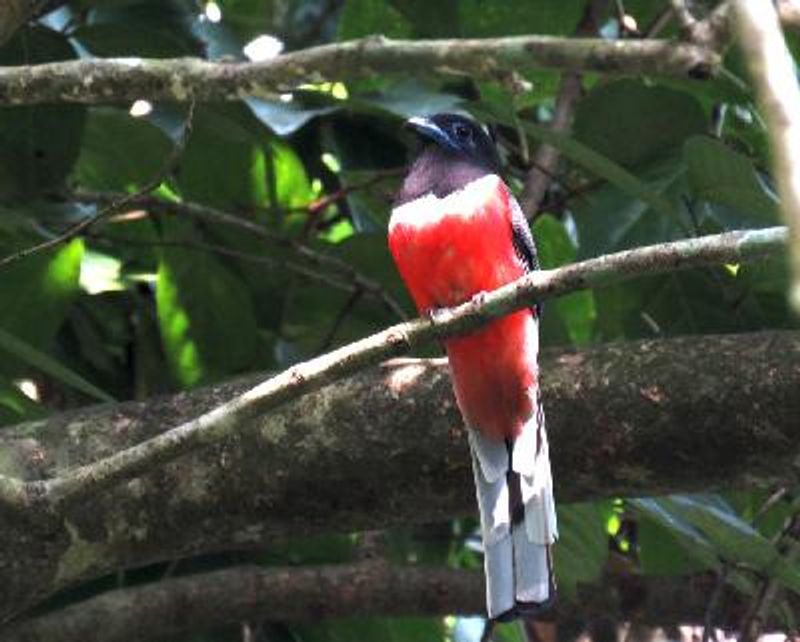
468, 395, 557, 620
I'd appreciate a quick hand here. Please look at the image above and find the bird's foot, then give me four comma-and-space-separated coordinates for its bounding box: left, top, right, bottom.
470, 290, 489, 307
427, 306, 450, 323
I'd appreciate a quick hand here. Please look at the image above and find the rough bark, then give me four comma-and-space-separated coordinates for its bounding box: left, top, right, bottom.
0, 226, 787, 512
0, 36, 719, 106
0, 331, 799, 623
0, 562, 780, 642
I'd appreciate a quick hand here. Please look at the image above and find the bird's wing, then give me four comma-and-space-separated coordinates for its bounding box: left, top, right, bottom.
508, 195, 543, 318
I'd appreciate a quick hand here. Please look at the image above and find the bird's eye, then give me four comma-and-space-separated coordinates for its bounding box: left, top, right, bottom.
453, 124, 472, 141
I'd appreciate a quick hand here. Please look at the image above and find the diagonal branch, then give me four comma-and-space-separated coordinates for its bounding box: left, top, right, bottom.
0, 331, 798, 621
0, 226, 787, 514
0, 36, 720, 106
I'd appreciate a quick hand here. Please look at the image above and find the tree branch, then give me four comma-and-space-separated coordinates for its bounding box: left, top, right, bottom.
0, 36, 721, 106
3, 554, 797, 641
62, 190, 408, 321
0, 327, 798, 621
518, 0, 604, 217
733, 0, 800, 316
740, 511, 800, 642
0, 226, 787, 517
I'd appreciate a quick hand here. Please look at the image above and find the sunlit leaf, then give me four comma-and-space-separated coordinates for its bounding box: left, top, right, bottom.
156, 221, 259, 387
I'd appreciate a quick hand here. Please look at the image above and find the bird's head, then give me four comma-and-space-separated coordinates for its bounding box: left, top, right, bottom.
405, 113, 500, 174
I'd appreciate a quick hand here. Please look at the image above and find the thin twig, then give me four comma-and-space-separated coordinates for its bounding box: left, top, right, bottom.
0, 100, 196, 268
314, 287, 364, 355
69, 190, 409, 321
303, 169, 401, 218
703, 486, 790, 642
643, 7, 675, 38
518, 72, 583, 218
518, 0, 605, 217
87, 232, 364, 297
0, 225, 786, 512
740, 512, 800, 642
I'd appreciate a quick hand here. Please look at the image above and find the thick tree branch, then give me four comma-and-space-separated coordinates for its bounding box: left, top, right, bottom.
0, 36, 720, 106
2, 560, 787, 642
733, 0, 800, 315
0, 226, 787, 516
0, 331, 798, 622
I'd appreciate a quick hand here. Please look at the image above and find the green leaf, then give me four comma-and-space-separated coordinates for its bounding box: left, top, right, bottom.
156, 220, 259, 387
532, 215, 595, 345
630, 497, 721, 574
0, 234, 84, 355
662, 495, 800, 593
355, 80, 464, 119
208, 0, 278, 44
0, 26, 86, 202
590, 268, 756, 341
569, 154, 688, 259
338, 168, 402, 233
573, 80, 707, 168
272, 137, 314, 210
684, 135, 779, 228
177, 105, 268, 209
515, 121, 686, 232
71, 107, 173, 191
281, 235, 408, 359
245, 97, 338, 137
555, 501, 610, 597
0, 327, 114, 402
337, 0, 413, 40
71, 21, 198, 57
458, 0, 585, 37
388, 0, 459, 38
76, 2, 200, 56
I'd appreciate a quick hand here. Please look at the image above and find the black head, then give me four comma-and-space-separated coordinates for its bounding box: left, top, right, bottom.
406, 113, 500, 174
395, 113, 501, 206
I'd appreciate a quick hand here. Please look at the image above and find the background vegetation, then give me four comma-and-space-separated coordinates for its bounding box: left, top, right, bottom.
0, 1, 799, 641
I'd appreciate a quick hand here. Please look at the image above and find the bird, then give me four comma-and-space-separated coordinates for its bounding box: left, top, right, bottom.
387, 113, 557, 622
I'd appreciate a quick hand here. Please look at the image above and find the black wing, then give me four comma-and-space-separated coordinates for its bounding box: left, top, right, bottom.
508, 194, 543, 318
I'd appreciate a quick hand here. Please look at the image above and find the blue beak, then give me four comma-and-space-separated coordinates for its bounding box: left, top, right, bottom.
405, 116, 460, 153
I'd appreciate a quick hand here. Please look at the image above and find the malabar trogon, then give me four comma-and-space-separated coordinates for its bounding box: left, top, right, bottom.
388, 113, 557, 621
